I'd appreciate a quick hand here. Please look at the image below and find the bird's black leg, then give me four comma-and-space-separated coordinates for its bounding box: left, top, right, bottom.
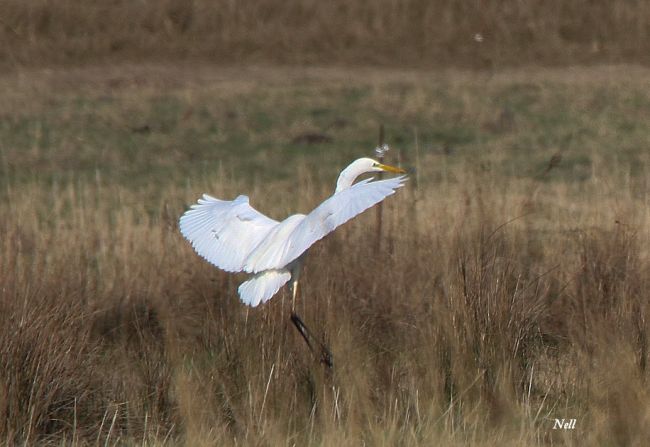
289, 278, 333, 369
290, 311, 333, 368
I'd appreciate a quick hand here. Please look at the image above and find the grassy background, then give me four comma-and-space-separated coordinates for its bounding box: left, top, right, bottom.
3, 65, 650, 190
1, 65, 649, 445
1, 0, 650, 69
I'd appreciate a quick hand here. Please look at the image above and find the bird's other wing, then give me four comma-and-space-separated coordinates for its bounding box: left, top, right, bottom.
238, 269, 292, 307
179, 194, 279, 272
247, 175, 407, 272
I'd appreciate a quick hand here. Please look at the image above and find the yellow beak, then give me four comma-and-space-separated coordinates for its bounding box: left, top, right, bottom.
378, 163, 406, 174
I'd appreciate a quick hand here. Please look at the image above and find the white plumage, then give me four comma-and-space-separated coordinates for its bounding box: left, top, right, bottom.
180, 157, 407, 306
237, 269, 292, 307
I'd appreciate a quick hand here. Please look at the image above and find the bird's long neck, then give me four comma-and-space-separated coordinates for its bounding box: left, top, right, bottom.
335, 165, 362, 193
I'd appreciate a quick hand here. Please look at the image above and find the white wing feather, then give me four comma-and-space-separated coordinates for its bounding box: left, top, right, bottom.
179, 194, 279, 272
238, 269, 292, 307
244, 175, 407, 272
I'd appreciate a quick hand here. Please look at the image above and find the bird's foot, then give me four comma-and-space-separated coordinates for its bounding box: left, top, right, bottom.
290, 311, 333, 369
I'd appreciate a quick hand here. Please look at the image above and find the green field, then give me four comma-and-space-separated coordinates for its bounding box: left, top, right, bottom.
4, 66, 650, 187
1, 65, 649, 445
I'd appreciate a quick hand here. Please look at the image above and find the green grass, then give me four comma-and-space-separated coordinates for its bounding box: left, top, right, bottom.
2, 66, 649, 195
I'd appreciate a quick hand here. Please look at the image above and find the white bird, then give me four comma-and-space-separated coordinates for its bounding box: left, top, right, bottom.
179, 157, 407, 307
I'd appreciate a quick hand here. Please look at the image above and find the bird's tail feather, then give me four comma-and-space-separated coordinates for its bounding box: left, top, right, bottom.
238, 269, 291, 307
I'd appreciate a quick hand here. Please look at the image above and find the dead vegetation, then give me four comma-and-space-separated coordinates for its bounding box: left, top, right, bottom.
0, 151, 648, 445
0, 65, 649, 445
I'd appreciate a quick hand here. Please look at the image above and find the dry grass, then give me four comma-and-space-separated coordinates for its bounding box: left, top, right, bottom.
0, 65, 649, 445
2, 0, 650, 69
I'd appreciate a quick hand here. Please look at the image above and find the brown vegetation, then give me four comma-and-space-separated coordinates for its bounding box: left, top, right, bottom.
2, 0, 650, 69
1, 153, 649, 445
1, 65, 649, 445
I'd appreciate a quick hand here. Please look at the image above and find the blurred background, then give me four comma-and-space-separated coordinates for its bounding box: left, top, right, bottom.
2, 0, 650, 69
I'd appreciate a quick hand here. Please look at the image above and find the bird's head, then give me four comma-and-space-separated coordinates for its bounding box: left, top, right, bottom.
335, 157, 406, 193
357, 157, 406, 174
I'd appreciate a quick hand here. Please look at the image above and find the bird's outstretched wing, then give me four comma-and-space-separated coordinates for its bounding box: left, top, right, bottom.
244, 175, 407, 272
179, 194, 279, 272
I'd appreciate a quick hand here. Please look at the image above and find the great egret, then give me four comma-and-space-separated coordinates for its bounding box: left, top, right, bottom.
179, 157, 407, 365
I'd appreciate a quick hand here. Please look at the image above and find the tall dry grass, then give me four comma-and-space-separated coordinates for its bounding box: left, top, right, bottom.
1, 148, 649, 445
2, 0, 650, 69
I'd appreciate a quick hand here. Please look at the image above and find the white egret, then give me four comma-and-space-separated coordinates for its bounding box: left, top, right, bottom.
180, 157, 406, 306
179, 157, 407, 365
